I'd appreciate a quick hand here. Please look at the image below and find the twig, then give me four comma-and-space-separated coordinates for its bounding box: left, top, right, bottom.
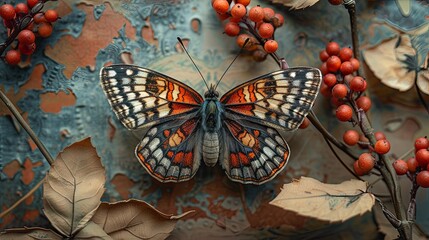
0, 176, 46, 219
343, 0, 360, 76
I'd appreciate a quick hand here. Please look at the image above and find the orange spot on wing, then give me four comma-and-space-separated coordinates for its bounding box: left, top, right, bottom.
227, 104, 254, 116
283, 151, 289, 161
167, 82, 174, 101
230, 153, 240, 168
249, 152, 256, 159
170, 102, 196, 115
253, 130, 260, 137
238, 152, 250, 165
163, 130, 171, 137
167, 151, 174, 158
248, 84, 256, 102
184, 152, 193, 167
173, 151, 185, 164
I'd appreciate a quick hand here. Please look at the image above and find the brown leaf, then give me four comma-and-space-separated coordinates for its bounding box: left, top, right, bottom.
270, 177, 375, 222
43, 138, 106, 237
270, 0, 319, 10
91, 199, 194, 240
417, 52, 429, 95
363, 35, 417, 91
0, 227, 62, 240
73, 221, 112, 240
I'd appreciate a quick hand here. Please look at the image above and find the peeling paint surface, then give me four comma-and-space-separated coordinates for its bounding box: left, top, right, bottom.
0, 0, 428, 238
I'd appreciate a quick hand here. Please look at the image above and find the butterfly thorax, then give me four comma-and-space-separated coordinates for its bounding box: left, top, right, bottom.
201, 87, 222, 167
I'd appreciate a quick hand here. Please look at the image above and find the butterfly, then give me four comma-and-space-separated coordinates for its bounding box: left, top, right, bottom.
100, 64, 321, 184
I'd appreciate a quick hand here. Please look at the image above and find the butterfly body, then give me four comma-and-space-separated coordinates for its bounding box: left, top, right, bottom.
100, 64, 321, 184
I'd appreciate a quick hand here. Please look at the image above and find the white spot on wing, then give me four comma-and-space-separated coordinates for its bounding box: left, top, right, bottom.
306, 71, 314, 79
126, 69, 133, 76
108, 70, 116, 77
289, 71, 296, 78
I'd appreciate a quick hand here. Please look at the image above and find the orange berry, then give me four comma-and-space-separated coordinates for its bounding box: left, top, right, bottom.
356, 96, 371, 112
258, 22, 274, 38
15, 3, 29, 15
264, 40, 278, 53
340, 61, 354, 75
236, 33, 250, 48
235, 0, 251, 6
336, 104, 353, 122
33, 13, 46, 24
231, 3, 246, 19
332, 83, 348, 98
272, 13, 284, 27
319, 50, 330, 62
339, 47, 353, 61
262, 7, 275, 21
18, 30, 36, 45
393, 159, 408, 175
349, 76, 366, 92
224, 21, 240, 36
407, 157, 418, 173
353, 160, 367, 176
0, 4, 16, 20
38, 22, 53, 37
213, 0, 230, 14
416, 149, 429, 167
417, 171, 429, 188
299, 117, 310, 129
374, 131, 386, 141
358, 153, 375, 173
320, 83, 331, 98
27, 0, 39, 9
18, 42, 36, 55
374, 139, 390, 154
323, 73, 337, 87
343, 129, 360, 145
319, 62, 329, 75
326, 55, 341, 72
44, 9, 59, 22
350, 57, 360, 71
249, 6, 264, 22
326, 41, 340, 56
5, 49, 21, 65
415, 137, 429, 150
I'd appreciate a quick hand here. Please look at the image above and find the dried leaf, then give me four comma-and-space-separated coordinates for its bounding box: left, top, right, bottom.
417, 53, 429, 94
43, 138, 106, 237
73, 221, 112, 240
270, 0, 319, 10
270, 177, 375, 222
91, 199, 194, 240
363, 35, 417, 92
0, 227, 62, 239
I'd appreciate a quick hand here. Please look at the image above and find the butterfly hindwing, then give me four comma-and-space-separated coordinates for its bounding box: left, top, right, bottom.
100, 64, 203, 129
220, 67, 321, 130
135, 117, 202, 182
221, 119, 290, 184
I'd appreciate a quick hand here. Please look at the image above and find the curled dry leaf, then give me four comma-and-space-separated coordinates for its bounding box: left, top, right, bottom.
270, 177, 375, 222
363, 34, 422, 92
91, 199, 194, 240
0, 227, 62, 240
43, 138, 106, 237
73, 221, 112, 240
417, 53, 429, 94
270, 0, 319, 10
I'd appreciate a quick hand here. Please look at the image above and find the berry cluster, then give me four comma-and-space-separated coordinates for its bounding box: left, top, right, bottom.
393, 137, 429, 188
1, 0, 58, 65
211, 0, 284, 61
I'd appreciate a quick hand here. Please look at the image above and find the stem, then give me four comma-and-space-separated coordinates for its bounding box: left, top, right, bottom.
0, 90, 54, 165
343, 0, 361, 76
407, 174, 419, 221
0, 176, 46, 218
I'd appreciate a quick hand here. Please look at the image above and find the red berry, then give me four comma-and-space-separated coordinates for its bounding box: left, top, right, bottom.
248, 6, 264, 22
358, 153, 375, 172
27, 0, 39, 9
236, 33, 250, 48
339, 47, 353, 61
323, 73, 337, 87
329, 0, 343, 5
416, 149, 429, 167
353, 160, 367, 176
3, 19, 13, 28
374, 139, 390, 154
416, 170, 429, 188
356, 96, 371, 112
235, 0, 250, 6
38, 22, 53, 37
320, 83, 331, 98
33, 13, 46, 24
340, 61, 354, 75
415, 137, 429, 150
343, 129, 360, 145
326, 41, 340, 56
336, 104, 353, 122
262, 7, 275, 21
264, 40, 278, 53
15, 3, 29, 15
332, 83, 348, 98
319, 50, 330, 62
18, 30, 36, 45
349, 76, 366, 92
326, 56, 342, 72
407, 158, 418, 173
350, 57, 360, 71
224, 21, 240, 36
331, 96, 344, 107
0, 4, 16, 20
213, 0, 230, 14
320, 62, 329, 75
393, 159, 408, 175
374, 131, 386, 141
258, 23, 274, 38
18, 42, 36, 55
4, 49, 21, 65
44, 9, 59, 22
272, 13, 284, 27
299, 117, 310, 129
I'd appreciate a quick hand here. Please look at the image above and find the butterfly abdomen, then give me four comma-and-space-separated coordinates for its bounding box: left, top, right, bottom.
203, 132, 219, 167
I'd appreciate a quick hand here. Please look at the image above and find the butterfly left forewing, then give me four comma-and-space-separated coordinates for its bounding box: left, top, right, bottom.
221, 119, 289, 184
220, 67, 321, 130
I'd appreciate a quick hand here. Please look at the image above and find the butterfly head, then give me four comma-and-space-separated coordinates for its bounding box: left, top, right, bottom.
204, 84, 219, 99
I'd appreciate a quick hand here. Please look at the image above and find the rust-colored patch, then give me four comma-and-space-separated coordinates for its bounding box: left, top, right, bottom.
27, 138, 38, 151
23, 209, 40, 222
25, 193, 35, 205
39, 90, 77, 113
45, 3, 136, 78
21, 158, 42, 185
141, 18, 159, 47
2, 160, 21, 179
0, 206, 15, 229
111, 174, 135, 199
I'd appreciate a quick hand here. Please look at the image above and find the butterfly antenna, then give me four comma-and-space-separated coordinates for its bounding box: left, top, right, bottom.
214, 38, 250, 90
177, 37, 210, 90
